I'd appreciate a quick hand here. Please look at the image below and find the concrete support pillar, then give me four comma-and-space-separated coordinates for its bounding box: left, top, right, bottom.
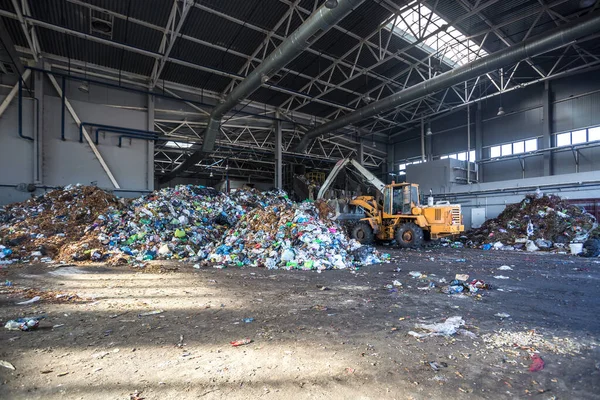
426, 132, 432, 162
420, 117, 426, 162
386, 144, 395, 184
274, 112, 283, 190
33, 63, 44, 184
475, 101, 483, 182
147, 93, 155, 190
542, 81, 553, 176
357, 140, 364, 166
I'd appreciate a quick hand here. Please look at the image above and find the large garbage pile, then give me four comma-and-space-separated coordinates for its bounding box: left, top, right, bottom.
464, 194, 597, 251
210, 201, 380, 269
1, 185, 381, 269
87, 186, 292, 264
0, 185, 123, 263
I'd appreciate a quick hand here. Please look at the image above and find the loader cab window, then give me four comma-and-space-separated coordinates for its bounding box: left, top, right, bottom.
386, 185, 419, 215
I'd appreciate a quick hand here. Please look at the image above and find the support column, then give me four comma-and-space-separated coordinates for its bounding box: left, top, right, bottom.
386, 144, 395, 184
147, 93, 155, 190
426, 131, 432, 162
357, 140, 364, 166
475, 101, 483, 182
542, 81, 553, 176
420, 117, 426, 162
274, 112, 282, 190
33, 64, 44, 184
467, 104, 471, 184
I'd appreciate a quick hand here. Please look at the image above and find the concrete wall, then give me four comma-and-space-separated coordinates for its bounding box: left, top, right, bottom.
0, 73, 154, 205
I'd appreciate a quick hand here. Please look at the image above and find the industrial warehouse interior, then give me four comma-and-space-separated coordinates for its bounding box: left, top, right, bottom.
1, 0, 600, 398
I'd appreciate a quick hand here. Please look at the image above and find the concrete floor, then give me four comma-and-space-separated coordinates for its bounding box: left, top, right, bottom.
0, 247, 599, 399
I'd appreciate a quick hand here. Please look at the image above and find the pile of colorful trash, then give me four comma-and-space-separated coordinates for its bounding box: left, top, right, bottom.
0, 184, 123, 263
87, 186, 293, 264
209, 201, 380, 270
1, 185, 381, 269
463, 194, 597, 251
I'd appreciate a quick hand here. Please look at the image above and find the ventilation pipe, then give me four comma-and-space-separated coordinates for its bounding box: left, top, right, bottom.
162, 0, 365, 181
295, 13, 600, 153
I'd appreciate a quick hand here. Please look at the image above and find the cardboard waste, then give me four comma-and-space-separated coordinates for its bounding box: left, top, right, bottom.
462, 194, 597, 252
0, 184, 123, 263
0, 185, 381, 269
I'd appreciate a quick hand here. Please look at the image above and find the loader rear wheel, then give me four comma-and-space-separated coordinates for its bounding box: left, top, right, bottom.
395, 223, 424, 248
351, 222, 374, 245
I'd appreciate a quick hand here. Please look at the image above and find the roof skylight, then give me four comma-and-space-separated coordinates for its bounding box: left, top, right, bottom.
165, 141, 193, 148
388, 2, 487, 68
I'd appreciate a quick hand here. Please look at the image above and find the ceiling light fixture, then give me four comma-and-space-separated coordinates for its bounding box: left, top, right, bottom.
325, 0, 338, 9
210, 171, 213, 177
497, 106, 505, 116
426, 124, 433, 136
78, 82, 89, 93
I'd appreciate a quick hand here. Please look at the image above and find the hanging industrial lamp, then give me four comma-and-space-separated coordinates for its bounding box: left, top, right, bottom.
325, 0, 338, 9
426, 123, 433, 136
78, 82, 89, 93
497, 106, 505, 116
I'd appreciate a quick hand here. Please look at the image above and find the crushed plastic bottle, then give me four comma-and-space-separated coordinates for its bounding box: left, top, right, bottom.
4, 316, 45, 331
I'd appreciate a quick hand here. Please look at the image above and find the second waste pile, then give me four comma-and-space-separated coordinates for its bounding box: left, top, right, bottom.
0, 185, 381, 269
463, 194, 598, 251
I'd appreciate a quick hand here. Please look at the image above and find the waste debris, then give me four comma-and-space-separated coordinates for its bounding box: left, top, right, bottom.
230, 338, 253, 347
0, 184, 123, 262
15, 296, 41, 305
462, 194, 597, 252
408, 316, 466, 338
0, 185, 381, 270
0, 360, 16, 370
208, 201, 378, 270
529, 354, 545, 372
441, 277, 491, 296
4, 316, 45, 331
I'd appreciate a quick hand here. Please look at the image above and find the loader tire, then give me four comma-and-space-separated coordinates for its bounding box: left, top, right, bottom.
395, 222, 424, 248
351, 222, 374, 245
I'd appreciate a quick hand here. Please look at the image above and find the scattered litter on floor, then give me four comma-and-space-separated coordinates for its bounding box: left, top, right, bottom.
498, 265, 513, 270
495, 313, 510, 318
0, 360, 16, 370
138, 310, 164, 317
494, 275, 510, 280
408, 316, 465, 338
15, 296, 40, 305
230, 338, 253, 347
4, 316, 44, 331
529, 354, 545, 372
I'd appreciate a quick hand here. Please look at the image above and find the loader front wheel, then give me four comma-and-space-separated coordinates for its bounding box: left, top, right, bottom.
395, 223, 424, 248
351, 222, 374, 245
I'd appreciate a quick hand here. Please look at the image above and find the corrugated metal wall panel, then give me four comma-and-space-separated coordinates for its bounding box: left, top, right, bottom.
482, 107, 542, 146
553, 91, 600, 134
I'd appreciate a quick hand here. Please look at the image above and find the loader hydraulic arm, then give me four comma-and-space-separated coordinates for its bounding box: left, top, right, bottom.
317, 158, 386, 200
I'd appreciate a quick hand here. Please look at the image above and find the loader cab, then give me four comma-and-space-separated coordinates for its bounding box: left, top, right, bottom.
383, 183, 420, 215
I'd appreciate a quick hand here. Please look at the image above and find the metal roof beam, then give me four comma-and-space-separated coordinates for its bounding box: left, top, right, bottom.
0, 12, 361, 115
150, 0, 194, 88
10, 0, 40, 61
280, 0, 502, 113
455, 0, 547, 78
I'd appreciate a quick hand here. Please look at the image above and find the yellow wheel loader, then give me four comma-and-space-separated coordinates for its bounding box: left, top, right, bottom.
317, 159, 464, 248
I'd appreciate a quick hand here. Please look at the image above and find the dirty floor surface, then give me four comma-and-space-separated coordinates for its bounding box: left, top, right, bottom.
0, 248, 599, 399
